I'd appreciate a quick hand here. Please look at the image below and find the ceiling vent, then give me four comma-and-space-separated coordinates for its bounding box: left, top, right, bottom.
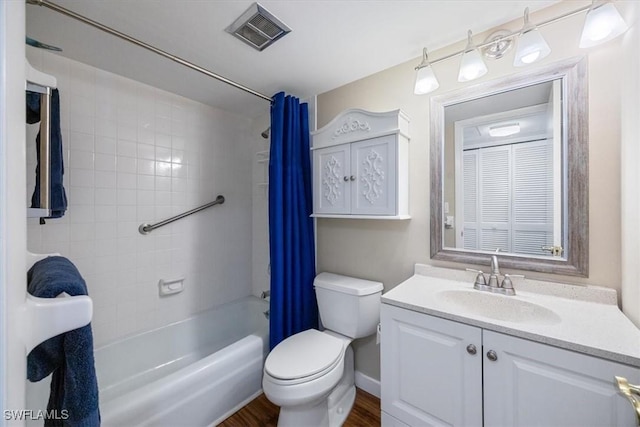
225, 3, 291, 51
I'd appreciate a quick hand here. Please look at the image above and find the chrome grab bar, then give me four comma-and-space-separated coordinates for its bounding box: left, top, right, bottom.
138, 195, 225, 235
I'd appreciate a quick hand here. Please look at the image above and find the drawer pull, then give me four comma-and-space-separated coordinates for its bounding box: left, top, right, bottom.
615, 376, 640, 425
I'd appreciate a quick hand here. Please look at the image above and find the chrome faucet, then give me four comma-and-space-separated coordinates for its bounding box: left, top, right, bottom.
488, 255, 500, 288
467, 255, 522, 296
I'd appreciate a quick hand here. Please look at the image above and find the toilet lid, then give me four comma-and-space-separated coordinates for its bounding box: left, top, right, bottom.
265, 329, 345, 381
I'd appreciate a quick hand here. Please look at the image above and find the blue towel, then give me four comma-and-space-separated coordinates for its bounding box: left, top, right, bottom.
29, 89, 68, 219
27, 256, 100, 427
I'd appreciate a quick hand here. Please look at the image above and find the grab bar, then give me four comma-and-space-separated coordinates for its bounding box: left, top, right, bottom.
138, 195, 225, 235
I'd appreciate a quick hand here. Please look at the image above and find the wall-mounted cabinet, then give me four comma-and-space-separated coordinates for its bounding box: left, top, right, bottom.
311, 109, 410, 219
381, 304, 640, 427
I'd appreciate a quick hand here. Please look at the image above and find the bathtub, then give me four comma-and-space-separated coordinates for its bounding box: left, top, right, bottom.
26, 296, 269, 426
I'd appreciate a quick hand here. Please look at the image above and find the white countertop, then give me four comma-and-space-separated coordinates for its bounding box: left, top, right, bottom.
382, 264, 640, 367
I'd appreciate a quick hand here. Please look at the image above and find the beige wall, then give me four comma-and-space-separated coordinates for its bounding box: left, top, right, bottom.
316, 2, 634, 381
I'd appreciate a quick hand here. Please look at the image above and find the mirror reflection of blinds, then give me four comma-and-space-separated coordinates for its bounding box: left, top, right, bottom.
513, 141, 554, 255
463, 151, 478, 250
462, 139, 554, 256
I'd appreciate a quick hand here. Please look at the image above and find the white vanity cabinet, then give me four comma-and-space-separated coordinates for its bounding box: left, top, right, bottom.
381, 303, 640, 427
311, 109, 410, 219
381, 304, 483, 427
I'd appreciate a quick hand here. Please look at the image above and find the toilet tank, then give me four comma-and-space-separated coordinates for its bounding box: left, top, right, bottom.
314, 272, 383, 339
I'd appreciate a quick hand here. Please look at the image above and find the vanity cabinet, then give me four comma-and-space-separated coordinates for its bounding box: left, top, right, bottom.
381, 304, 640, 427
311, 109, 410, 219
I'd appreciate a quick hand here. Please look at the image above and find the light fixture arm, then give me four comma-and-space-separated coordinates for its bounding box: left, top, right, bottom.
522, 7, 534, 32
415, 48, 431, 70
465, 30, 475, 51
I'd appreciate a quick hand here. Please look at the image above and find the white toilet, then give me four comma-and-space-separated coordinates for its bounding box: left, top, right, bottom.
262, 272, 383, 427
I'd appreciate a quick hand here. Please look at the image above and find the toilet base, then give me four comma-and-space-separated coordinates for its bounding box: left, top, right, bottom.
277, 398, 330, 427
275, 346, 356, 427
328, 384, 356, 426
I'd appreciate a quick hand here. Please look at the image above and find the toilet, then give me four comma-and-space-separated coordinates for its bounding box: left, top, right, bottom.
262, 272, 383, 427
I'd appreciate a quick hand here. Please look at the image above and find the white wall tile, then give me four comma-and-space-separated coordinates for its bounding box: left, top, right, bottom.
27, 51, 253, 347
95, 171, 116, 188
117, 140, 137, 158
70, 168, 94, 188
137, 175, 155, 191
69, 131, 95, 152
137, 159, 155, 176
116, 156, 137, 174
95, 136, 116, 155
94, 188, 116, 206
137, 143, 155, 160
95, 153, 116, 172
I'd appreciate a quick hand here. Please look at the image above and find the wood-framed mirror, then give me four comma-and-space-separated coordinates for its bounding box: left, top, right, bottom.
430, 56, 588, 276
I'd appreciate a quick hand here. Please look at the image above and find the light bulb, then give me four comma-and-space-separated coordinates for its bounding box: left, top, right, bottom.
457, 31, 488, 83
414, 48, 440, 95
521, 51, 540, 64
513, 8, 551, 67
414, 66, 439, 94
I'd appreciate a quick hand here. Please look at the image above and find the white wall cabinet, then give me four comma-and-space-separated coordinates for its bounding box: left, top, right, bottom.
311, 109, 410, 219
381, 304, 640, 427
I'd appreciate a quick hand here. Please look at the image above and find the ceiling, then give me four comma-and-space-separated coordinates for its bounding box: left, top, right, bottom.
26, 0, 558, 119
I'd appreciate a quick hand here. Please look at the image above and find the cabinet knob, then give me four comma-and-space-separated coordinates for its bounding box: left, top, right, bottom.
350, 175, 356, 181
486, 350, 498, 361
343, 176, 349, 182
466, 344, 477, 355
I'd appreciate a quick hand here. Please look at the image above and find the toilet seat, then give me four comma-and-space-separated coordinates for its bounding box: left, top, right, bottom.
264, 329, 346, 385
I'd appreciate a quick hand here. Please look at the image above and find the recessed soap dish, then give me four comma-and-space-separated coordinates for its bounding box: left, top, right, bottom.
159, 278, 185, 296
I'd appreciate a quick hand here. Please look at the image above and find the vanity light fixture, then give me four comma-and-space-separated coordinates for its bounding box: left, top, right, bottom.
413, 1, 628, 95
489, 123, 521, 137
513, 8, 551, 67
579, 1, 629, 48
458, 31, 488, 82
414, 48, 440, 95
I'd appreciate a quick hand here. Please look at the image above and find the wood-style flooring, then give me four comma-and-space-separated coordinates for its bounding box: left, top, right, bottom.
218, 388, 381, 427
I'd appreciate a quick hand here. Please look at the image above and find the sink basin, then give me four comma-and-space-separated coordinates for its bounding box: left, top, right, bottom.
436, 290, 561, 325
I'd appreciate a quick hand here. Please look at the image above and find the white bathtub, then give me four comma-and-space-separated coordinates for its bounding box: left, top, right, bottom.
26, 296, 269, 426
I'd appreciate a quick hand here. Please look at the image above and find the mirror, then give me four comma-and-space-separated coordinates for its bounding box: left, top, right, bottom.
430, 57, 588, 276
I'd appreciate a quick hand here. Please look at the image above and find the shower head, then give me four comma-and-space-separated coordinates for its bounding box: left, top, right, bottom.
261, 127, 270, 139
26, 37, 62, 52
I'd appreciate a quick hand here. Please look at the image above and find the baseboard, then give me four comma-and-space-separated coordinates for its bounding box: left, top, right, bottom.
355, 370, 380, 398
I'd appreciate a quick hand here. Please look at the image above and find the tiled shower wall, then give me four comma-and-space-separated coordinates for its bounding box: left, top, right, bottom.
26, 48, 254, 347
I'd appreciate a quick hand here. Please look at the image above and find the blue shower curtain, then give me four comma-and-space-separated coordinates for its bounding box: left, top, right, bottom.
268, 92, 317, 350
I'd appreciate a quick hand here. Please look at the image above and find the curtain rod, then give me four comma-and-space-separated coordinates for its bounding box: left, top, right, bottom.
26, 0, 273, 103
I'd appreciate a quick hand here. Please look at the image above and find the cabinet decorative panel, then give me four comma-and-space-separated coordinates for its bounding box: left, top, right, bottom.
311, 109, 409, 219
351, 135, 396, 215
314, 145, 350, 215
381, 305, 482, 427
483, 330, 640, 427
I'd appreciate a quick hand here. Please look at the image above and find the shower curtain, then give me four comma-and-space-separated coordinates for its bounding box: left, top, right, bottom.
268, 92, 317, 350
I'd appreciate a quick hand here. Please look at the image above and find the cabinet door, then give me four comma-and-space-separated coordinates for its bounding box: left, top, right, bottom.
483, 330, 640, 427
313, 144, 350, 215
381, 305, 483, 427
351, 135, 397, 215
